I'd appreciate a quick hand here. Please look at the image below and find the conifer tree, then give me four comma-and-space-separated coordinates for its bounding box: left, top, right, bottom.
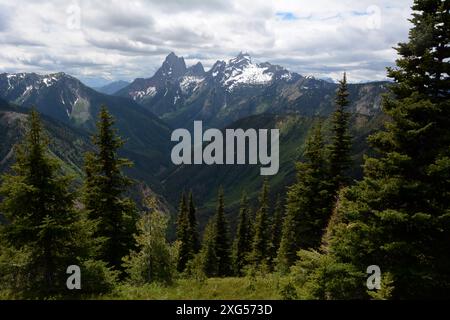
187, 191, 200, 254
213, 188, 231, 276
176, 192, 190, 272
269, 196, 284, 265
82, 106, 137, 271
277, 123, 332, 271
251, 179, 271, 269
0, 110, 91, 297
176, 191, 200, 272
232, 192, 253, 275
329, 72, 352, 192
199, 218, 220, 277
325, 0, 450, 299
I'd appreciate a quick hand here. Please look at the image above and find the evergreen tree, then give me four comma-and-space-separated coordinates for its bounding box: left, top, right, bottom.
176, 192, 190, 272
176, 191, 200, 273
329, 72, 352, 191
213, 188, 231, 276
123, 198, 178, 285
187, 191, 200, 254
196, 218, 219, 278
277, 123, 332, 271
0, 110, 91, 297
325, 0, 450, 299
82, 106, 137, 271
269, 196, 284, 265
232, 192, 253, 275
250, 179, 271, 269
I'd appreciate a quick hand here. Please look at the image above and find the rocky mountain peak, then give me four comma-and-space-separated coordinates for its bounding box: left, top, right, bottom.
228, 52, 252, 69
186, 62, 205, 77
155, 52, 187, 80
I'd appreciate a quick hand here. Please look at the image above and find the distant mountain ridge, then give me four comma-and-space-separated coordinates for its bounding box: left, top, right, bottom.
0, 100, 176, 219
116, 52, 389, 129
0, 71, 174, 193
94, 80, 130, 95
0, 72, 146, 128
0, 54, 392, 226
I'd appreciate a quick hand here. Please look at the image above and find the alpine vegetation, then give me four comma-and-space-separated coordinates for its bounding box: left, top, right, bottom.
0, 0, 448, 301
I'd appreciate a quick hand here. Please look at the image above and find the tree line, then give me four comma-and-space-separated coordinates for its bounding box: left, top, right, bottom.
0, 0, 448, 299
0, 72, 355, 299
173, 0, 450, 298
174, 73, 352, 280
0, 107, 179, 298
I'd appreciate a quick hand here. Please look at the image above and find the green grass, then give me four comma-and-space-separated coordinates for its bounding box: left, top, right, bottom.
0, 275, 303, 300
100, 276, 289, 300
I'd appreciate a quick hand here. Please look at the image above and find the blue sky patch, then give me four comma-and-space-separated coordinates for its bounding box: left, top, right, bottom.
276, 12, 299, 21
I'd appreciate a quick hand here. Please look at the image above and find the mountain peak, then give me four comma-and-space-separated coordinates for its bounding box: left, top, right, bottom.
164, 52, 185, 66
187, 62, 205, 76
156, 52, 187, 80
228, 52, 252, 69
51, 71, 66, 77
165, 51, 179, 61
237, 51, 251, 59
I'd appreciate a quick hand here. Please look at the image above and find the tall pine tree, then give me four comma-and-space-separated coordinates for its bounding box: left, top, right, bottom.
232, 192, 253, 275
0, 110, 90, 297
269, 196, 284, 266
176, 192, 190, 272
196, 218, 219, 277
176, 191, 200, 272
325, 0, 450, 299
213, 188, 231, 276
82, 106, 137, 271
277, 123, 332, 271
329, 72, 352, 192
187, 191, 200, 254
250, 179, 271, 269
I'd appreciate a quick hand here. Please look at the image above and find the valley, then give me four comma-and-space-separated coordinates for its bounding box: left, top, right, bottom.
0, 52, 389, 230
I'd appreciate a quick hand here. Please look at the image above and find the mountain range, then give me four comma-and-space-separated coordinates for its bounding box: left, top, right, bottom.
0, 52, 390, 227
116, 52, 387, 129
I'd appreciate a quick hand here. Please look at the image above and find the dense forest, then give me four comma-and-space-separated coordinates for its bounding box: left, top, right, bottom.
0, 0, 449, 300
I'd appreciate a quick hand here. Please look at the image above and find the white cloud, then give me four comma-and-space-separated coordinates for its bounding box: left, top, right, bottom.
0, 0, 413, 84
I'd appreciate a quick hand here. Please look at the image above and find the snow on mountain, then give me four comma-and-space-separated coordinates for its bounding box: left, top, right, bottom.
119, 52, 298, 108
223, 63, 273, 91
211, 52, 294, 92
131, 86, 157, 100
1, 72, 67, 93
180, 75, 203, 94
0, 72, 91, 123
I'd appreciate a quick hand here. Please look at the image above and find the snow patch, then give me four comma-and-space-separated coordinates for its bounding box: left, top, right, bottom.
180, 76, 203, 93
145, 86, 157, 97
41, 76, 58, 87
224, 64, 273, 91
130, 86, 157, 100
280, 72, 293, 81
22, 85, 33, 97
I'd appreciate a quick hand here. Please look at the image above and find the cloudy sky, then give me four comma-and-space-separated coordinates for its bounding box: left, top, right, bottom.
0, 0, 413, 86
